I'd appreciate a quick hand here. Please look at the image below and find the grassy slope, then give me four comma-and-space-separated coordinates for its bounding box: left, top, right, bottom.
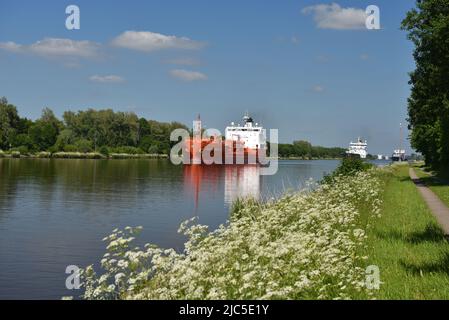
413, 164, 449, 208
365, 165, 449, 299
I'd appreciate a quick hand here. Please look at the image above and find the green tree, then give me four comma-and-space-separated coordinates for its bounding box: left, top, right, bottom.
55, 129, 76, 151
293, 140, 312, 158
74, 139, 93, 153
29, 108, 61, 150
0, 97, 21, 150
402, 0, 449, 170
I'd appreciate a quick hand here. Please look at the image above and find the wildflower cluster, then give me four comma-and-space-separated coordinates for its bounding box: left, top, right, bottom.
80, 168, 384, 300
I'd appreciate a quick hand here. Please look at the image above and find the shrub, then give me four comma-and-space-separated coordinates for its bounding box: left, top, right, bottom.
36, 152, 51, 158
11, 151, 20, 158
47, 145, 58, 154
147, 145, 159, 155
51, 152, 104, 159
11, 134, 34, 150
99, 145, 109, 156
74, 139, 93, 153
110, 146, 144, 155
10, 145, 29, 155
322, 157, 373, 184
63, 145, 78, 152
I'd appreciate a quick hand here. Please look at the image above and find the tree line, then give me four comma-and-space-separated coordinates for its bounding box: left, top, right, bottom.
0, 97, 188, 155
1, 97, 347, 158
402, 0, 449, 172
276, 140, 346, 159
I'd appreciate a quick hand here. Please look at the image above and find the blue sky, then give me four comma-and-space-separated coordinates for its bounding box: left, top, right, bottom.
0, 0, 416, 154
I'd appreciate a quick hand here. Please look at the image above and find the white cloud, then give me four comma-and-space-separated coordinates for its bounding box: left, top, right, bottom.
170, 69, 207, 81
0, 41, 23, 53
313, 85, 325, 92
0, 38, 100, 58
165, 57, 200, 66
112, 31, 204, 52
360, 53, 369, 60
302, 3, 366, 30
89, 75, 125, 83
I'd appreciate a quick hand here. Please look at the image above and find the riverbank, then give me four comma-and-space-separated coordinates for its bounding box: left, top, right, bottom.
277, 156, 342, 160
412, 164, 449, 209
362, 164, 449, 299
0, 150, 168, 159
76, 162, 449, 300
80, 161, 384, 300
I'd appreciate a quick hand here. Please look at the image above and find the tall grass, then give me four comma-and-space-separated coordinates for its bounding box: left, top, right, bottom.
363, 165, 449, 299
78, 168, 383, 300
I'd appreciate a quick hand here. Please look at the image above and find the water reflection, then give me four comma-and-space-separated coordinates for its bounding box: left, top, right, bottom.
0, 158, 339, 299
224, 165, 260, 205
183, 165, 262, 209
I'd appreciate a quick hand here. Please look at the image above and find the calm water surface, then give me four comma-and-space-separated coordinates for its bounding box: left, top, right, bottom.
0, 159, 339, 299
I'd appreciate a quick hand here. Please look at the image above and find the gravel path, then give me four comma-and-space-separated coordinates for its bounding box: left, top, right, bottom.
409, 167, 449, 235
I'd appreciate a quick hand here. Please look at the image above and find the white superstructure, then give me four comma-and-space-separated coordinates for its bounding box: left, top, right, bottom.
392, 149, 406, 162
392, 123, 406, 162
225, 113, 266, 150
346, 137, 368, 159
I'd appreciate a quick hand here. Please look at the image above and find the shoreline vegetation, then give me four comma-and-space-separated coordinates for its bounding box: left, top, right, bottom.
72, 159, 449, 300
78, 158, 383, 300
0, 150, 342, 161
0, 150, 168, 159
1, 97, 349, 161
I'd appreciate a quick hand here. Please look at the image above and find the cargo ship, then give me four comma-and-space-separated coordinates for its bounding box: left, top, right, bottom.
184, 113, 267, 165
391, 123, 407, 162
345, 137, 368, 159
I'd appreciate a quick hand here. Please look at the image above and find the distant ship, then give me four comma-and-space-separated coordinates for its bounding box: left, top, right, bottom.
346, 137, 368, 159
184, 113, 267, 165
392, 123, 406, 162
392, 149, 406, 162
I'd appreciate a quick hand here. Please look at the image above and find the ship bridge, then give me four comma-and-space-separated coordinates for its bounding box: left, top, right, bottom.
225, 114, 266, 150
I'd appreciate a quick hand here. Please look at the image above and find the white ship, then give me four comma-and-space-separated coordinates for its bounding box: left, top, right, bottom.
392, 149, 406, 162
225, 113, 267, 151
346, 137, 368, 159
392, 123, 406, 162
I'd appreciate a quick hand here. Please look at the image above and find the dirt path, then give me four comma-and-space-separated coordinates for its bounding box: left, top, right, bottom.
409, 167, 449, 235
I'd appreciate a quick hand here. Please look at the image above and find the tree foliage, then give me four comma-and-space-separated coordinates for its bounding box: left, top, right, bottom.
402, 0, 449, 170
0, 97, 188, 154
277, 140, 345, 159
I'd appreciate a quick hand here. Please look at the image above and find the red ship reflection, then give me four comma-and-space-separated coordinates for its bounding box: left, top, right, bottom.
183, 165, 261, 210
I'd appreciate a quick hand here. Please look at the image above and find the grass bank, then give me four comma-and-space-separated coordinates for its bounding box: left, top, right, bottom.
0, 150, 168, 159
363, 164, 449, 299
75, 163, 449, 300
412, 164, 449, 208
79, 165, 384, 300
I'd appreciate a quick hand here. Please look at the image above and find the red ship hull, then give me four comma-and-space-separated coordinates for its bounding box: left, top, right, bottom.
184, 138, 265, 165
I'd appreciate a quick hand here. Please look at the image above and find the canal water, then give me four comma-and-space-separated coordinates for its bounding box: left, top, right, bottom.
0, 159, 339, 299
